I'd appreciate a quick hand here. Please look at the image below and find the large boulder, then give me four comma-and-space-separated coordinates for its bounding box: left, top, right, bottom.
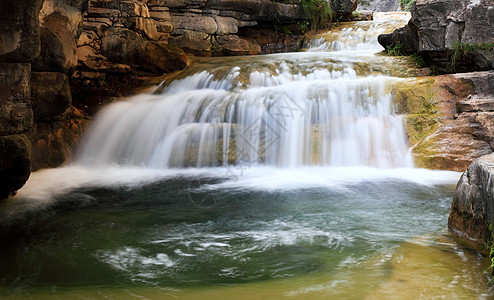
449, 153, 494, 252
33, 0, 90, 73
101, 28, 189, 74
379, 0, 494, 71
0, 0, 44, 62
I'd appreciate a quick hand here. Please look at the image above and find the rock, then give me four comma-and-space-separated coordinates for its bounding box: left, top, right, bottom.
0, 63, 33, 136
205, 0, 304, 22
30, 106, 89, 170
458, 97, 494, 113
32, 19, 79, 73
169, 30, 212, 54
32, 0, 90, 72
101, 28, 189, 74
31, 72, 72, 121
448, 153, 494, 253
213, 35, 261, 56
39, 0, 90, 38
331, 0, 358, 19
379, 0, 494, 71
171, 14, 218, 35
0, 134, 31, 199
213, 16, 239, 35
378, 20, 419, 55
358, 0, 400, 12
0, 0, 44, 62
393, 72, 494, 171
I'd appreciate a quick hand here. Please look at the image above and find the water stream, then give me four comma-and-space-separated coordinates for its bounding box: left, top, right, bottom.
1, 15, 493, 299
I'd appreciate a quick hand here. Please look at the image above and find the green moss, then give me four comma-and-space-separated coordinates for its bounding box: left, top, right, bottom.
399, 0, 415, 11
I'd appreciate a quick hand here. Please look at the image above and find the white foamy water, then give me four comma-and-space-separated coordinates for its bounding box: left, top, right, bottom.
73, 18, 414, 171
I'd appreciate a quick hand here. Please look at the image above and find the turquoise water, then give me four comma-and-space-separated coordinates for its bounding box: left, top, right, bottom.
0, 167, 491, 298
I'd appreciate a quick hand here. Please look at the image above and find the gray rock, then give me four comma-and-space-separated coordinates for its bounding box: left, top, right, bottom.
449, 153, 494, 252
358, 0, 400, 12
379, 0, 494, 70
213, 16, 239, 35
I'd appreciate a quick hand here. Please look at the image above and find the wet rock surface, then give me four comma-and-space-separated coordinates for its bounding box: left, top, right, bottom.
448, 153, 494, 253
400, 71, 494, 171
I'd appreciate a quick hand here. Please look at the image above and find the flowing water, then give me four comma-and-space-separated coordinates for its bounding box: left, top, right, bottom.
1, 15, 493, 299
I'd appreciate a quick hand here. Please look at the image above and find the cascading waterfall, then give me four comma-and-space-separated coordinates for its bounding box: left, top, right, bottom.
75, 18, 413, 170
4, 14, 491, 299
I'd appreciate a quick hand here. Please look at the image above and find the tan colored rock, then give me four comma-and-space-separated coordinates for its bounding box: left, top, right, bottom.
213, 35, 261, 55
169, 30, 212, 54
213, 16, 239, 35
156, 21, 174, 33
102, 28, 188, 74
149, 10, 172, 21
30, 106, 89, 170
171, 14, 218, 35
135, 17, 160, 40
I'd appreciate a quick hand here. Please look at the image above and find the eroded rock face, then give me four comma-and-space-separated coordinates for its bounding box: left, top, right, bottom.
0, 0, 44, 62
448, 153, 494, 253
101, 28, 188, 74
0, 63, 33, 199
31, 72, 72, 121
394, 71, 494, 171
379, 0, 494, 70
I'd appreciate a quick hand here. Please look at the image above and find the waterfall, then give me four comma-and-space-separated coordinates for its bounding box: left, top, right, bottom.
75, 17, 413, 169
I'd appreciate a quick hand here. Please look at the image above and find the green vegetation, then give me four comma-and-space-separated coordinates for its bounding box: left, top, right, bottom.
386, 42, 404, 56
399, 0, 415, 11
300, 0, 334, 31
450, 41, 494, 70
410, 53, 426, 68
